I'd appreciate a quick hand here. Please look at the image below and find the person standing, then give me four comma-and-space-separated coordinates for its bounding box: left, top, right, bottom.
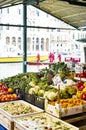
37, 53, 40, 63
49, 52, 55, 63
58, 53, 61, 62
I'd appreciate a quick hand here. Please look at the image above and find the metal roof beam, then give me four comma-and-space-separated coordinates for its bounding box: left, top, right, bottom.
0, 23, 77, 30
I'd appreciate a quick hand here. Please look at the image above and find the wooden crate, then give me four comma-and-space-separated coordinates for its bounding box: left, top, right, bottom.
45, 99, 86, 118
13, 112, 79, 130
14, 126, 19, 130
0, 100, 44, 121
0, 100, 44, 130
0, 112, 14, 130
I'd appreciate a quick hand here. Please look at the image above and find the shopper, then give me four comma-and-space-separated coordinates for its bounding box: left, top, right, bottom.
57, 53, 61, 62
36, 53, 40, 63
49, 52, 55, 63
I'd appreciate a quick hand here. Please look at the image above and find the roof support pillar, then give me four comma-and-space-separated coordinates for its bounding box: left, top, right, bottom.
23, 3, 27, 73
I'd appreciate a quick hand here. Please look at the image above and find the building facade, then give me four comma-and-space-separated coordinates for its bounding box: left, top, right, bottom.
0, 4, 86, 58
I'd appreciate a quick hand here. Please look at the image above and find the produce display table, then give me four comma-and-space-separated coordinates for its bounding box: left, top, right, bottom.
62, 112, 86, 130
0, 100, 44, 130
0, 112, 14, 130
13, 112, 79, 130
0, 62, 86, 130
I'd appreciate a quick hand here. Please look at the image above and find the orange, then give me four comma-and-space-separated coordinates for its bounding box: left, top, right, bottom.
8, 88, 13, 93
12, 93, 18, 99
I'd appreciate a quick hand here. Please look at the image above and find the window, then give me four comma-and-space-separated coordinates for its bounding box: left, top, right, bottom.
0, 26, 3, 30
47, 27, 49, 32
57, 28, 60, 32
7, 8, 9, 13
27, 37, 31, 51
18, 8, 21, 15
31, 21, 35, 31
36, 37, 39, 43
46, 38, 49, 51
41, 38, 44, 51
18, 25, 21, 31
12, 37, 16, 46
36, 37, 39, 51
6, 36, 10, 45
51, 29, 53, 32
46, 13, 49, 17
0, 9, 2, 14
36, 10, 39, 16
6, 24, 9, 30
18, 37, 21, 43
0, 33, 1, 39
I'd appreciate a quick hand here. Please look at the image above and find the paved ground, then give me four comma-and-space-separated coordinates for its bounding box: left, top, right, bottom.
0, 63, 48, 79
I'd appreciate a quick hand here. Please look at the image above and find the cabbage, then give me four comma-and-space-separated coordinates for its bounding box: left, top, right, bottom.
38, 89, 45, 97
63, 79, 76, 86
28, 88, 35, 94
34, 86, 40, 94
47, 91, 57, 101
28, 86, 40, 95
44, 91, 49, 98
29, 81, 35, 87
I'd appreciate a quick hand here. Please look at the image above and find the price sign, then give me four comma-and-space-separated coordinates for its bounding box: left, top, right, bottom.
52, 74, 61, 104
75, 64, 83, 73
52, 74, 62, 85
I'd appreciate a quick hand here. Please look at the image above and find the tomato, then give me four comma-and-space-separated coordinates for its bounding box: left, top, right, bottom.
82, 93, 86, 100
77, 81, 84, 88
78, 85, 85, 91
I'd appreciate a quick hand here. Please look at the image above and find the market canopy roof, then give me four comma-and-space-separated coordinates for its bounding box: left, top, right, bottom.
0, 0, 86, 29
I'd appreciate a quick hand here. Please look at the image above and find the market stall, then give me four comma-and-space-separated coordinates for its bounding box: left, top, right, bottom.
0, 62, 86, 129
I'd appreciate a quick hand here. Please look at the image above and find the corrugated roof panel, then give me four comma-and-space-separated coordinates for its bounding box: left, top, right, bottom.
33, 0, 86, 29
0, 0, 23, 7
0, 0, 86, 29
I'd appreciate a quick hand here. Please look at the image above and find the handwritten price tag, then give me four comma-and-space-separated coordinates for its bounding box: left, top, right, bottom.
75, 64, 83, 73
52, 74, 62, 85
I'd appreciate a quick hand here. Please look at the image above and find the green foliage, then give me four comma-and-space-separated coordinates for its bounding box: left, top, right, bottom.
0, 62, 72, 99
60, 90, 72, 99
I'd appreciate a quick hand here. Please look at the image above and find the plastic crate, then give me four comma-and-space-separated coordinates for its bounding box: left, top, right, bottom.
0, 125, 7, 130
24, 94, 35, 105
35, 95, 45, 109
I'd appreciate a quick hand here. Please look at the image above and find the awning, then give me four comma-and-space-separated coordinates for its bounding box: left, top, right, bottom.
33, 0, 86, 29
0, 0, 86, 29
0, 0, 23, 7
